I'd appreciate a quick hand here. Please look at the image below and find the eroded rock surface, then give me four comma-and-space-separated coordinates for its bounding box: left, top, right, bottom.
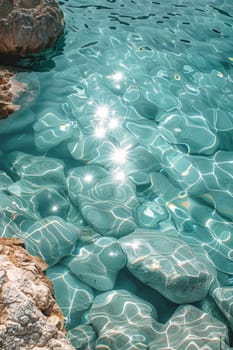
0, 66, 40, 119
0, 0, 64, 56
0, 238, 75, 350
0, 68, 25, 118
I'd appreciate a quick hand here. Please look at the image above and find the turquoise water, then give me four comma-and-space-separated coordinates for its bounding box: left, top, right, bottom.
1, 0, 233, 348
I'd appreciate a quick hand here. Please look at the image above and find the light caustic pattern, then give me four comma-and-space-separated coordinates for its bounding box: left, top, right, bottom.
0, 0, 233, 348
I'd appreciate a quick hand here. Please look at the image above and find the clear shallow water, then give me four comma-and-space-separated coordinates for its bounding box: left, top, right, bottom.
0, 0, 233, 348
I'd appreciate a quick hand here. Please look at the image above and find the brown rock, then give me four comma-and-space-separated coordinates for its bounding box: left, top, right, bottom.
0, 0, 64, 57
0, 238, 75, 350
0, 65, 40, 118
0, 67, 26, 118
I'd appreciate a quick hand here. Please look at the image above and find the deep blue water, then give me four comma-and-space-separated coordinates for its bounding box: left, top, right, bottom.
0, 0, 233, 348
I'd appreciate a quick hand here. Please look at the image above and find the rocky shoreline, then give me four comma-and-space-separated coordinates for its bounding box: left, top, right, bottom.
0, 1, 75, 348
0, 238, 75, 350
0, 0, 64, 119
0, 67, 26, 118
0, 0, 64, 57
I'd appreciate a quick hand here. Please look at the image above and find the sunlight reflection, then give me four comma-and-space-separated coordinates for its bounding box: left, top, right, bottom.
111, 144, 131, 165
84, 174, 94, 183
51, 205, 59, 213
113, 170, 126, 182
95, 126, 106, 138
108, 71, 124, 82
108, 118, 119, 130
111, 148, 127, 164
95, 105, 109, 119
59, 123, 71, 131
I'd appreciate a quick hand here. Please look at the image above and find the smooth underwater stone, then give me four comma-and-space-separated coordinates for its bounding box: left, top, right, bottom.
67, 165, 137, 237
0, 170, 13, 190
67, 325, 97, 350
161, 149, 205, 195
192, 151, 233, 221
46, 265, 94, 329
125, 119, 170, 163
0, 190, 36, 231
123, 145, 161, 185
35, 188, 70, 219
33, 111, 74, 151
0, 215, 20, 238
7, 179, 65, 220
68, 131, 99, 163
7, 177, 82, 225
196, 293, 232, 332
65, 237, 127, 291
143, 81, 178, 112
136, 199, 168, 228
89, 289, 161, 349
150, 172, 233, 274
3, 151, 67, 190
23, 216, 80, 265
120, 228, 214, 303
212, 286, 233, 331
159, 114, 218, 155
149, 305, 231, 350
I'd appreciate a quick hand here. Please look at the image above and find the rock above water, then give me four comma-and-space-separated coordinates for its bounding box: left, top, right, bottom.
0, 0, 64, 57
0, 67, 40, 119
0, 67, 25, 118
0, 237, 75, 350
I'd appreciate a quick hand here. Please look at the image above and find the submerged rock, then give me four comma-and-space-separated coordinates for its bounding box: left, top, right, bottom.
67, 324, 97, 350
0, 0, 64, 57
212, 286, 233, 331
66, 237, 127, 291
149, 305, 231, 349
0, 237, 75, 350
120, 228, 214, 303
89, 289, 161, 349
23, 216, 80, 265
46, 265, 94, 330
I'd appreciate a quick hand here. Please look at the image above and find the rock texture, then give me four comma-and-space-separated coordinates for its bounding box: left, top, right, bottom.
120, 229, 214, 304
0, 0, 64, 56
0, 66, 40, 119
0, 68, 24, 118
0, 238, 75, 350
